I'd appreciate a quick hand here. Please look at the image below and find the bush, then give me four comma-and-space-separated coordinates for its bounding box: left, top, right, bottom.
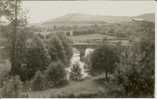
70, 62, 82, 81
31, 71, 45, 91
104, 81, 125, 98
0, 75, 23, 98
45, 61, 67, 86
0, 71, 10, 88
107, 41, 154, 97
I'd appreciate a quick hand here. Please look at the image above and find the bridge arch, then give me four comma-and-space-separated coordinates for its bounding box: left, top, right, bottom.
64, 30, 74, 36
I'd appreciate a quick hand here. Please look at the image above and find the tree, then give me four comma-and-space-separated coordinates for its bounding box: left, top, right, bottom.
112, 44, 154, 97
4, 27, 51, 81
18, 33, 51, 81
47, 33, 72, 67
56, 32, 73, 65
47, 34, 65, 62
90, 45, 119, 81
4, 0, 21, 75
45, 61, 66, 86
108, 21, 155, 97
103, 21, 155, 98
70, 62, 82, 81
0, 0, 30, 76
0, 0, 19, 20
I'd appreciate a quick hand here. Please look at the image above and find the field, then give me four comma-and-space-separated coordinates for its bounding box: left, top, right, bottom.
70, 34, 116, 43
70, 33, 131, 46
27, 78, 105, 98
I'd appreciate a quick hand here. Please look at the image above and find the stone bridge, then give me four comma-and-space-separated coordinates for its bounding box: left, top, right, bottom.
72, 42, 133, 55
72, 43, 98, 49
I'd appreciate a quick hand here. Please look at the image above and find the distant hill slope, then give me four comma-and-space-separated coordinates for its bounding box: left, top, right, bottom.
134, 13, 155, 22
35, 13, 154, 27
42, 13, 132, 25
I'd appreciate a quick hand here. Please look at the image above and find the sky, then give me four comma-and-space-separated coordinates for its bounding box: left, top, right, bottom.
22, 1, 155, 24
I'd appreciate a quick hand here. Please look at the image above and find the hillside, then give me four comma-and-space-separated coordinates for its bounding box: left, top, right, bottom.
38, 13, 154, 27
134, 13, 155, 22
41, 13, 131, 26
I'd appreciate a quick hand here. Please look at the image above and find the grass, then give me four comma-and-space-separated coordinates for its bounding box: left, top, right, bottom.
0, 60, 11, 74
70, 34, 116, 43
69, 33, 131, 46
27, 78, 105, 98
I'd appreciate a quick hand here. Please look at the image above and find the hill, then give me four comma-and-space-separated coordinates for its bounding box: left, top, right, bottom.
134, 13, 155, 22
41, 13, 131, 26
38, 13, 154, 27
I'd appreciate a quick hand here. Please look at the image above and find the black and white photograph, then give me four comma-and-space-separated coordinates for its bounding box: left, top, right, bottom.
0, 0, 155, 98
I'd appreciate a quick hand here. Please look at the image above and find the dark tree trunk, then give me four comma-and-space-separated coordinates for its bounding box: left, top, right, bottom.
11, 0, 18, 75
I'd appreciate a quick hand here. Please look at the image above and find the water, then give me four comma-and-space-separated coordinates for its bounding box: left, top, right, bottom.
66, 48, 94, 80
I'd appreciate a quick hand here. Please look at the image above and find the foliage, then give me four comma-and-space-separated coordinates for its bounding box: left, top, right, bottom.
104, 81, 125, 98
0, 0, 21, 20
70, 62, 82, 81
45, 61, 67, 86
47, 33, 72, 66
101, 21, 155, 98
56, 32, 73, 65
12, 31, 51, 81
47, 34, 64, 61
90, 45, 119, 80
0, 75, 23, 98
107, 38, 154, 97
0, 0, 36, 81
0, 70, 10, 88
31, 71, 45, 91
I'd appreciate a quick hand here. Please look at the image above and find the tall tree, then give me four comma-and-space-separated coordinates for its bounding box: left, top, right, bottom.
90, 45, 119, 81
0, 0, 22, 74
47, 33, 72, 67
11, 0, 19, 75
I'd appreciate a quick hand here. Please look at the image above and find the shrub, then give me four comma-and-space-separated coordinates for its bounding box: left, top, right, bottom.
45, 61, 67, 86
0, 71, 10, 88
1, 75, 23, 98
104, 81, 125, 98
70, 62, 82, 81
31, 71, 45, 91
